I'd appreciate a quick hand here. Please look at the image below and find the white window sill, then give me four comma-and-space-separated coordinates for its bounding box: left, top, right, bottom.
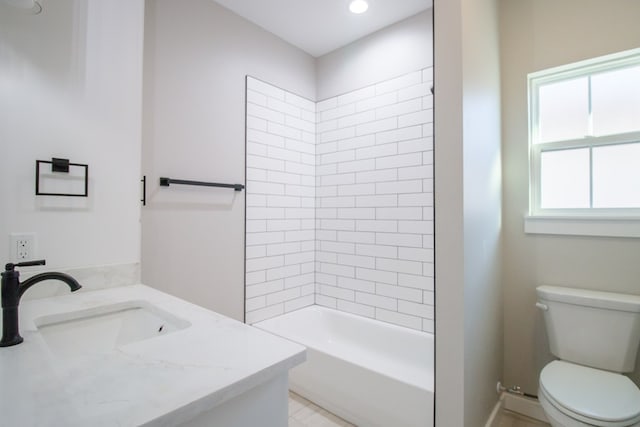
524, 216, 640, 238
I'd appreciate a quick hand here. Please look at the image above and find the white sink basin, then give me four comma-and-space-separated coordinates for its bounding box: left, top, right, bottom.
34, 301, 191, 357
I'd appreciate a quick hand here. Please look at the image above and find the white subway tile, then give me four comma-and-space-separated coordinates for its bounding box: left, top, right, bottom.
423, 67, 433, 83
340, 134, 376, 150
356, 220, 397, 233
356, 244, 398, 259
246, 270, 266, 286
247, 129, 285, 147
399, 300, 434, 319
398, 220, 434, 234
301, 219, 315, 230
247, 103, 285, 124
376, 153, 422, 170
286, 184, 314, 197
246, 207, 285, 220
376, 98, 422, 120
246, 220, 267, 233
338, 110, 376, 128
246, 255, 284, 272
423, 206, 434, 221
356, 267, 397, 285
336, 300, 375, 318
337, 277, 375, 293
285, 161, 315, 176
247, 155, 285, 172
423, 262, 434, 276
317, 186, 337, 197
316, 294, 337, 308
246, 167, 267, 182
316, 208, 337, 219
267, 171, 301, 185
319, 284, 355, 301
376, 180, 422, 195
246, 295, 266, 312
376, 258, 422, 275
317, 120, 338, 134
399, 110, 432, 128
316, 251, 337, 263
338, 254, 375, 268
268, 122, 301, 139
320, 263, 355, 278
247, 78, 285, 100
423, 151, 433, 165
356, 169, 397, 184
321, 241, 355, 254
356, 91, 398, 112
267, 219, 301, 232
267, 195, 301, 208
321, 149, 355, 165
247, 116, 267, 131
337, 208, 375, 219
285, 230, 315, 242
375, 308, 421, 330
398, 193, 433, 207
267, 242, 301, 256
355, 143, 398, 160
247, 280, 284, 298
267, 146, 301, 162
355, 195, 397, 207
300, 175, 315, 186
285, 251, 315, 265
285, 294, 314, 312
316, 272, 337, 286
398, 165, 433, 180
338, 183, 375, 196
286, 115, 315, 133
320, 103, 356, 121
338, 85, 375, 106
356, 117, 397, 136
423, 235, 434, 249
300, 153, 315, 165
247, 89, 267, 106
286, 92, 315, 112
398, 82, 432, 102
376, 125, 422, 145
286, 138, 315, 154
317, 141, 338, 155
376, 283, 423, 303
423, 178, 434, 192
423, 123, 433, 137
423, 95, 433, 110
399, 247, 434, 262
246, 194, 267, 207
266, 264, 300, 281
337, 231, 375, 244
247, 181, 285, 195
246, 245, 266, 259
398, 137, 432, 154
423, 291, 434, 305
356, 292, 397, 310
300, 240, 314, 252
376, 207, 423, 220
268, 97, 301, 118
398, 273, 433, 290
317, 163, 339, 178
320, 219, 355, 231
321, 196, 355, 208
375, 71, 422, 95
337, 159, 375, 173
286, 208, 315, 219
246, 304, 284, 324
376, 232, 422, 248
267, 288, 301, 306
422, 319, 434, 334
317, 97, 338, 112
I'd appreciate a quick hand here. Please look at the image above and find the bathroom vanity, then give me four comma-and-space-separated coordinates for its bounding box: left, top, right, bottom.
0, 284, 305, 426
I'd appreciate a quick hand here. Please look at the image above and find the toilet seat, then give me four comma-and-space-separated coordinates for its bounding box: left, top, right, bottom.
539, 361, 640, 427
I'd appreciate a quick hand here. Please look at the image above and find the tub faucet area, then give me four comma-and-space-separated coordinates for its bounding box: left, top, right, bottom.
1, 259, 81, 347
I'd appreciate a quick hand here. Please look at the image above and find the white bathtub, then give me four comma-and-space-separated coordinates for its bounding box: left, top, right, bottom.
255, 305, 434, 427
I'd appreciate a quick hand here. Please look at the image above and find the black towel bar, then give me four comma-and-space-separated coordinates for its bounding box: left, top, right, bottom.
159, 177, 244, 191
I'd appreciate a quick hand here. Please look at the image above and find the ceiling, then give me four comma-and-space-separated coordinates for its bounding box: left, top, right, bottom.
212, 0, 432, 58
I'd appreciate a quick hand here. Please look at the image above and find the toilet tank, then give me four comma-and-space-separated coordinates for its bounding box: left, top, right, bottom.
537, 285, 640, 373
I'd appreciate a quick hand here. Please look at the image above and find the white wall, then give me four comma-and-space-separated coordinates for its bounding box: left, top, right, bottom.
316, 11, 433, 101
0, 0, 144, 270
435, 0, 503, 425
500, 0, 640, 393
142, 0, 316, 321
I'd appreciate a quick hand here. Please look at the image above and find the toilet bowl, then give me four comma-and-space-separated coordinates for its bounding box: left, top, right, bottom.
538, 361, 640, 427
536, 286, 640, 427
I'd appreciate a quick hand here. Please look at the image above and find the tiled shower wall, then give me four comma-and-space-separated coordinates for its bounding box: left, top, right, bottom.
245, 77, 317, 324
245, 69, 434, 332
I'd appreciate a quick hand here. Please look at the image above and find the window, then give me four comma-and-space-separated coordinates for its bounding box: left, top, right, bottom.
528, 49, 640, 226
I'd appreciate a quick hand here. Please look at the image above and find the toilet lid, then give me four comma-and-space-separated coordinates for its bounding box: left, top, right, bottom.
540, 361, 640, 423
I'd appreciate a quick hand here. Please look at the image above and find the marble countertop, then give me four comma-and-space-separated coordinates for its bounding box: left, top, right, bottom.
0, 284, 306, 426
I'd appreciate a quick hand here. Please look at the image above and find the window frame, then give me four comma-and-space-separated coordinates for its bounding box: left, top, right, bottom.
528, 48, 640, 220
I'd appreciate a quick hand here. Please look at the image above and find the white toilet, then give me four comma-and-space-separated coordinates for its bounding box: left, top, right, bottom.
536, 285, 640, 427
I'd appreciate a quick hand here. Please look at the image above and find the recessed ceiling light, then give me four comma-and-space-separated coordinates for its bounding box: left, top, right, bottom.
349, 0, 369, 14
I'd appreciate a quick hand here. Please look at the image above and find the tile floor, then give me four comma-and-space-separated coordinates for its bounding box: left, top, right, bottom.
288, 392, 550, 427
288, 392, 355, 427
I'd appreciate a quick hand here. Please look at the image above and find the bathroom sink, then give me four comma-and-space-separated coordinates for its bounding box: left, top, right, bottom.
34, 301, 191, 358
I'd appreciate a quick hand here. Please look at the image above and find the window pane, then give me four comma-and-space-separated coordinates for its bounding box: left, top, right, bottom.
537, 77, 589, 144
593, 143, 640, 208
541, 148, 590, 209
592, 65, 640, 136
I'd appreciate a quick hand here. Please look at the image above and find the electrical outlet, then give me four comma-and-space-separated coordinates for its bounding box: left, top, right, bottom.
10, 233, 37, 261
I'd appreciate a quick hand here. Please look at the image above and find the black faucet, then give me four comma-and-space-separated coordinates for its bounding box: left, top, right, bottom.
1, 260, 81, 347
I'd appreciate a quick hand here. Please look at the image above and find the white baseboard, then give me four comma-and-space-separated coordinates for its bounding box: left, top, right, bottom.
503, 393, 549, 423
484, 394, 505, 427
